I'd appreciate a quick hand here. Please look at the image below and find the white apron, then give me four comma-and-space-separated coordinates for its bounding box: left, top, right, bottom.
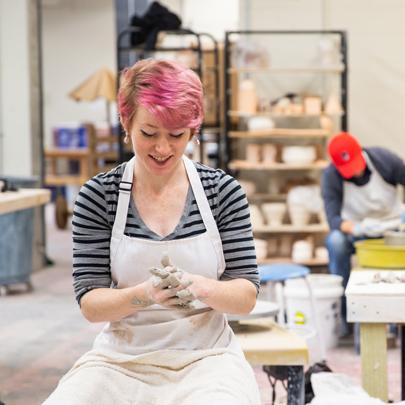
44, 155, 260, 405
93, 155, 237, 354
342, 151, 403, 225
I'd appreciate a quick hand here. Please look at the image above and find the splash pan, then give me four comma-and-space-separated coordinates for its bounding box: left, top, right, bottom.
355, 239, 405, 269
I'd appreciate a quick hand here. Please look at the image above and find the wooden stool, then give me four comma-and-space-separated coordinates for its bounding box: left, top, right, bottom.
234, 318, 309, 405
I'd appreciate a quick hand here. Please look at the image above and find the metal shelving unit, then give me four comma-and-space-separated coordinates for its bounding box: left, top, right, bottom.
223, 30, 348, 267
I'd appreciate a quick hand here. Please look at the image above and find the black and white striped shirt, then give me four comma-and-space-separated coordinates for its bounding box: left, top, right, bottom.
72, 160, 259, 304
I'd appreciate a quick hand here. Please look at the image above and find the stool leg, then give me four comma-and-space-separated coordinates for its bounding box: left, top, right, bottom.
287, 366, 304, 405
275, 282, 286, 326
304, 277, 326, 361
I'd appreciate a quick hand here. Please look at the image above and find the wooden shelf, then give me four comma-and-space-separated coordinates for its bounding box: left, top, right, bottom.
95, 151, 118, 160
228, 128, 329, 139
45, 175, 86, 186
228, 111, 343, 118
253, 224, 329, 233
258, 257, 328, 266
45, 148, 89, 158
247, 193, 288, 201
227, 66, 345, 74
96, 135, 118, 143
229, 160, 329, 171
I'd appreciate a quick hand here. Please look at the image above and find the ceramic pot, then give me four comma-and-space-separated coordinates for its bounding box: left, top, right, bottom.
292, 240, 313, 261
246, 144, 261, 162
281, 146, 316, 165
289, 204, 311, 226
262, 144, 277, 163
315, 246, 329, 261
254, 238, 267, 261
261, 202, 286, 226
249, 204, 264, 228
239, 180, 256, 198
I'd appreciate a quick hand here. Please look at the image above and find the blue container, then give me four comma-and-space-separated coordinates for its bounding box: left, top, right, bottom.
53, 125, 88, 148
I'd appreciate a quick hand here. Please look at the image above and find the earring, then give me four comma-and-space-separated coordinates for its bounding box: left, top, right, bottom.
194, 135, 200, 146
124, 134, 129, 144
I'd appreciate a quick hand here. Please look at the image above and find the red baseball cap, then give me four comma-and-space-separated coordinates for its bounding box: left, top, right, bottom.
328, 132, 366, 179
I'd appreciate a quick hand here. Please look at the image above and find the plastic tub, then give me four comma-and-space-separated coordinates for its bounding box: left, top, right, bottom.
355, 239, 405, 268
284, 274, 344, 350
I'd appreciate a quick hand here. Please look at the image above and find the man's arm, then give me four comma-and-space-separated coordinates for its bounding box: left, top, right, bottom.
366, 147, 405, 186
321, 165, 345, 231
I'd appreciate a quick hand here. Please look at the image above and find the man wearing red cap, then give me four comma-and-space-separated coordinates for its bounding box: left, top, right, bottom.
322, 132, 405, 335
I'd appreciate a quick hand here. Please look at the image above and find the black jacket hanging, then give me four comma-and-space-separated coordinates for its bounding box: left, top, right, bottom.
130, 1, 182, 50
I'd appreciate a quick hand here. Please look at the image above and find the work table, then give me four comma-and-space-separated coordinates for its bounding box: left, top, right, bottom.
0, 188, 51, 293
0, 189, 51, 215
346, 267, 405, 402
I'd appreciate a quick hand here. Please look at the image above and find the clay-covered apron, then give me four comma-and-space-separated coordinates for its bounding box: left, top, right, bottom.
93, 155, 239, 356
342, 151, 403, 224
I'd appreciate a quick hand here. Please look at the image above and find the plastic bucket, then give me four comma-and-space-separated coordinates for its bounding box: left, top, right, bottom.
284, 274, 344, 350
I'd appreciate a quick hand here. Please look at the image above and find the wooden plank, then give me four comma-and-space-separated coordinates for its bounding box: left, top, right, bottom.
258, 257, 328, 266
0, 189, 50, 215
234, 318, 308, 366
360, 323, 388, 402
94, 151, 118, 160
254, 224, 329, 233
228, 128, 329, 138
227, 66, 344, 74
45, 175, 85, 186
229, 159, 329, 171
228, 110, 343, 118
44, 148, 89, 158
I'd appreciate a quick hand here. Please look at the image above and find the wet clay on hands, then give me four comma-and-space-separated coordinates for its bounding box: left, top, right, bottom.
149, 253, 196, 309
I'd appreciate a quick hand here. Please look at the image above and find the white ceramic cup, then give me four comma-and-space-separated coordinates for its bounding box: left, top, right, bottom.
261, 202, 286, 226
288, 204, 311, 226
262, 144, 277, 163
246, 144, 261, 162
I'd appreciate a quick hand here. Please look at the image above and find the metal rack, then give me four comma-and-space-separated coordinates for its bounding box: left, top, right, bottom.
116, 28, 222, 167
224, 29, 348, 169
223, 30, 348, 268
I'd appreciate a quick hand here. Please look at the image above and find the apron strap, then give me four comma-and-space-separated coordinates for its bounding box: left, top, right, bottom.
112, 157, 135, 236
182, 156, 222, 245
112, 155, 223, 251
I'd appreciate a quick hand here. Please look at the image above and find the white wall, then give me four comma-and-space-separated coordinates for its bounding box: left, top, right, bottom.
161, 0, 239, 41
0, 0, 33, 176
323, 0, 405, 151
240, 0, 405, 154
42, 0, 116, 147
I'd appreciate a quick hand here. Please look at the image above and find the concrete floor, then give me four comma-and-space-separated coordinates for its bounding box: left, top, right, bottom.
0, 206, 402, 404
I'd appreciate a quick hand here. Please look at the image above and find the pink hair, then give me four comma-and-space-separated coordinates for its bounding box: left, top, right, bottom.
118, 59, 204, 133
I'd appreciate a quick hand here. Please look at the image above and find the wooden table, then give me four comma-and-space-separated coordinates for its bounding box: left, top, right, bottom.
346, 268, 405, 401
235, 318, 309, 405
0, 189, 50, 214
0, 189, 50, 292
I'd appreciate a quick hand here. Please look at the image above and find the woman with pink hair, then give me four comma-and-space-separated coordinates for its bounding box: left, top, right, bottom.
44, 59, 260, 404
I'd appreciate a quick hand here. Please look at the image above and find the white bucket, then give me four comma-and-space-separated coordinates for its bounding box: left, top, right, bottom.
284, 274, 344, 351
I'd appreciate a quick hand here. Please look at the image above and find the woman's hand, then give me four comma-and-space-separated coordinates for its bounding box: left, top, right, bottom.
140, 266, 195, 309
178, 273, 213, 303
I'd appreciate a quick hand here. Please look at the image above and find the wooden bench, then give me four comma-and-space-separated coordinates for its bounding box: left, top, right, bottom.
234, 318, 309, 405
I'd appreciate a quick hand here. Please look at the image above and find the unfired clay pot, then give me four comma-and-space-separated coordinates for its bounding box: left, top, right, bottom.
261, 202, 286, 226
288, 205, 311, 226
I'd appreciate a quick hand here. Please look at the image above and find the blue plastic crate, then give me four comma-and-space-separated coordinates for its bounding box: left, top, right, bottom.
53, 125, 87, 148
